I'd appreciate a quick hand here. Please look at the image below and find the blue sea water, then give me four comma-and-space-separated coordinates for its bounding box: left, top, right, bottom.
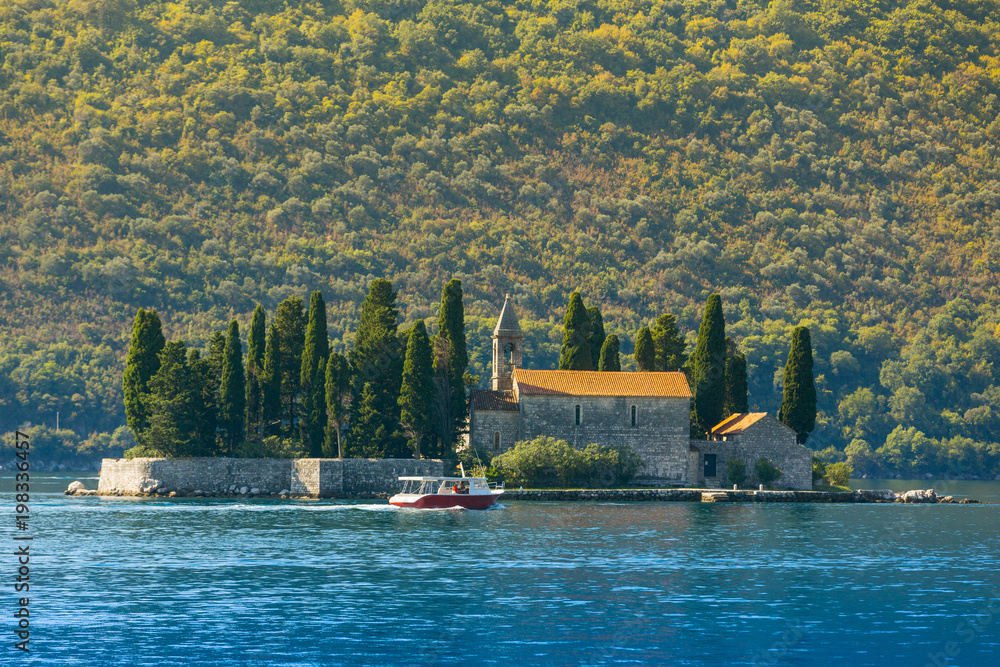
3, 474, 999, 666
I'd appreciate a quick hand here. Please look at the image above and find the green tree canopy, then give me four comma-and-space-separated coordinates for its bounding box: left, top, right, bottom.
123, 308, 165, 444
691, 294, 726, 436
433, 278, 468, 457
219, 320, 246, 455
399, 320, 435, 459
559, 292, 593, 371
652, 314, 687, 372
598, 333, 621, 372
634, 327, 656, 372
300, 291, 330, 456
779, 325, 817, 444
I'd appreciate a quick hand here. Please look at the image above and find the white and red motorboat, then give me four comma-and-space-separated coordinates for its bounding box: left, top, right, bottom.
389, 470, 504, 510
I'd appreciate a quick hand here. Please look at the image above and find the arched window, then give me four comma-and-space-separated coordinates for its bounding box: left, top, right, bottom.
631, 405, 637, 427
494, 431, 501, 450
575, 404, 581, 426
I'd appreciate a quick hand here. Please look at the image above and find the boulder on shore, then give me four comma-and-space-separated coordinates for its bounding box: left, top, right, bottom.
898, 489, 938, 503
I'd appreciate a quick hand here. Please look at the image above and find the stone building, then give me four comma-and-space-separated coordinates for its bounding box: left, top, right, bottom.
692, 413, 813, 490
469, 298, 815, 489
470, 296, 693, 484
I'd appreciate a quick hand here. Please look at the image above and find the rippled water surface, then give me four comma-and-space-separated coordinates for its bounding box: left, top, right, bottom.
3, 474, 999, 665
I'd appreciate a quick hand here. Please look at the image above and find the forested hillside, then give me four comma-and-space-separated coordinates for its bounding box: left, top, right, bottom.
2, 0, 1000, 475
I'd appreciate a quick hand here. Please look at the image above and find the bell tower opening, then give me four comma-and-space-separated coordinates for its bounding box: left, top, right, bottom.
491, 295, 523, 391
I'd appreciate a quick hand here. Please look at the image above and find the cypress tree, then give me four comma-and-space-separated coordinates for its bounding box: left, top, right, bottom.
652, 313, 687, 371
634, 327, 656, 371
558, 291, 593, 370
399, 320, 435, 459
274, 296, 306, 435
187, 348, 217, 456
219, 320, 246, 455
432, 279, 468, 457
349, 279, 404, 457
260, 323, 282, 437
586, 306, 606, 369
691, 294, 726, 436
245, 304, 266, 441
779, 326, 817, 444
351, 382, 385, 459
598, 334, 621, 372
146, 341, 197, 457
123, 308, 165, 444
300, 291, 330, 457
724, 337, 749, 416
325, 352, 351, 457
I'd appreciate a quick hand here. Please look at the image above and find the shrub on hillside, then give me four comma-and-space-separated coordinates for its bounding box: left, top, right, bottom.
825, 462, 853, 487
725, 457, 748, 488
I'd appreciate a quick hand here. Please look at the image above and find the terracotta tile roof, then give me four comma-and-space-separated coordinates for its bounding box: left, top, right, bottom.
711, 413, 769, 436
512, 369, 691, 398
470, 389, 519, 412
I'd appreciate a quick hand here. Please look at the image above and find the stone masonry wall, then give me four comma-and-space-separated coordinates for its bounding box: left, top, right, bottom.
469, 409, 521, 455
98, 458, 293, 495
99, 457, 445, 497
519, 395, 691, 484
731, 418, 812, 490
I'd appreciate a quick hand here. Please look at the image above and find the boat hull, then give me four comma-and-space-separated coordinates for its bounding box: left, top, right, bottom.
389, 492, 501, 510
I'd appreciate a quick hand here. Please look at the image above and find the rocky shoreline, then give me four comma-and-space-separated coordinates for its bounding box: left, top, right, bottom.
65, 481, 980, 504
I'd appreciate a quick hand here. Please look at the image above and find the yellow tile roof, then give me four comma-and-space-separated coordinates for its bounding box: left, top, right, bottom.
512, 369, 691, 398
711, 413, 769, 436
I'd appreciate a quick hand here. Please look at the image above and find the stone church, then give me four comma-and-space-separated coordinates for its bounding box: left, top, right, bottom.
469, 297, 813, 489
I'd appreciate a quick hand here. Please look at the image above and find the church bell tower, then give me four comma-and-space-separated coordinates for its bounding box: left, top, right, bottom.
491, 295, 523, 391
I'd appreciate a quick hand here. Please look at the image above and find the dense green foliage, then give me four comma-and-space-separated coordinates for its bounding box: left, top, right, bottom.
778, 325, 817, 443
558, 291, 593, 370
598, 333, 621, 371
399, 319, 434, 457
691, 293, 726, 434
324, 351, 350, 456
349, 279, 406, 456
652, 314, 687, 372
2, 0, 1000, 476
754, 457, 783, 487
725, 457, 748, 488
299, 290, 329, 455
493, 436, 643, 487
724, 338, 749, 414
245, 304, 266, 439
122, 308, 164, 443
634, 326, 656, 371
433, 278, 468, 455
586, 305, 606, 367
218, 319, 245, 453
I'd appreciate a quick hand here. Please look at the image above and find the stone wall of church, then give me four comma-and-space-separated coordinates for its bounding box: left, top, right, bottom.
518, 395, 691, 484
470, 409, 522, 455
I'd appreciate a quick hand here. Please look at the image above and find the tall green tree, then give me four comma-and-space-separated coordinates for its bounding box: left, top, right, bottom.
245, 304, 266, 441
634, 327, 656, 371
260, 323, 282, 437
123, 308, 165, 444
652, 314, 687, 371
779, 326, 817, 444
219, 320, 246, 455
399, 320, 435, 459
325, 352, 351, 457
351, 382, 385, 459
432, 278, 469, 457
691, 294, 726, 436
559, 291, 593, 370
349, 279, 404, 457
598, 333, 621, 372
187, 348, 217, 456
586, 305, 606, 368
145, 341, 198, 457
274, 296, 306, 435
724, 337, 749, 416
300, 291, 330, 457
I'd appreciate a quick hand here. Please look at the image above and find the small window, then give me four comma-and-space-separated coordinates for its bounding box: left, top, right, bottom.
494, 431, 501, 450
575, 404, 581, 426
631, 405, 637, 427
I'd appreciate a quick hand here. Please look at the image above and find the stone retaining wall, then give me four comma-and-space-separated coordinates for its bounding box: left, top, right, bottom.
97, 457, 444, 497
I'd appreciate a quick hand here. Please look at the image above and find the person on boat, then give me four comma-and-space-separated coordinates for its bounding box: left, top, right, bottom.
452, 484, 459, 494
